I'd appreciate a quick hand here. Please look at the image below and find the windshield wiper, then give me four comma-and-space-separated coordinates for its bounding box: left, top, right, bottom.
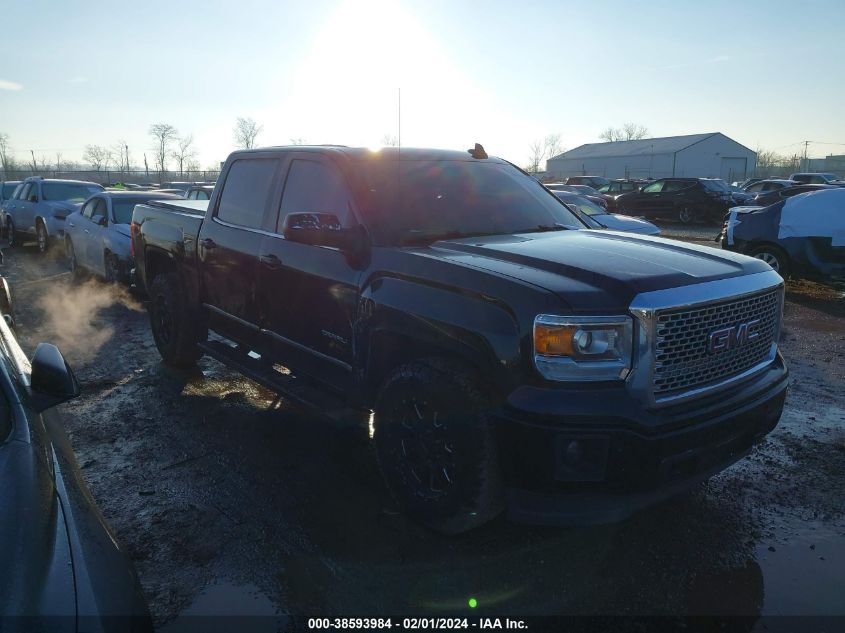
399, 230, 499, 245
514, 223, 573, 234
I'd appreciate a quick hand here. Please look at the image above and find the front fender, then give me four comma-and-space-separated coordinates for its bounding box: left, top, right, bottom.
356, 275, 522, 404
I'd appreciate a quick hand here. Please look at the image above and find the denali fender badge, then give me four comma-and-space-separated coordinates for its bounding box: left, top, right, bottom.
708, 319, 761, 354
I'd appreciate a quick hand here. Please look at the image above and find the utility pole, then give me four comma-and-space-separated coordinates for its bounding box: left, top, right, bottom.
125, 144, 129, 173
397, 87, 401, 149
30, 149, 37, 172
803, 140, 809, 172
144, 153, 149, 179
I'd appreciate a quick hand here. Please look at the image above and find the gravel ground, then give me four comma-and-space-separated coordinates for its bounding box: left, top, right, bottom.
4, 235, 844, 629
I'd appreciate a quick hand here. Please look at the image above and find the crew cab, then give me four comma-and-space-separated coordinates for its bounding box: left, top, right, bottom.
131, 146, 788, 533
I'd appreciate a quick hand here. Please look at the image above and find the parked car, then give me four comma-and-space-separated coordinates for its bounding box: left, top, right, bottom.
789, 172, 842, 185
596, 179, 648, 211
746, 183, 839, 208
0, 301, 151, 628
2, 177, 104, 251
734, 178, 764, 189
544, 183, 608, 208
552, 191, 660, 235
160, 181, 196, 194
564, 175, 610, 189
184, 185, 215, 200
615, 177, 735, 224
64, 191, 181, 283
130, 145, 787, 534
742, 179, 798, 194
0, 180, 22, 240
720, 188, 845, 279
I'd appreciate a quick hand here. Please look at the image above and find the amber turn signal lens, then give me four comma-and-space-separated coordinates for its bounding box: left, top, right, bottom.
534, 325, 576, 356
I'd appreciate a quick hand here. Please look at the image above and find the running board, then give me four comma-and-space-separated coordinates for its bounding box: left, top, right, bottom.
198, 339, 353, 417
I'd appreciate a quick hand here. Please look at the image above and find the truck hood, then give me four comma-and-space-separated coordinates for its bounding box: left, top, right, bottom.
425, 230, 771, 311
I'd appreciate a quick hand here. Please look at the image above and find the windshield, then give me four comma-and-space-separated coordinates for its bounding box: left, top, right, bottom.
553, 191, 607, 216
2, 183, 17, 200
701, 179, 731, 192
112, 198, 151, 224
570, 184, 601, 196
42, 182, 104, 202
357, 160, 584, 245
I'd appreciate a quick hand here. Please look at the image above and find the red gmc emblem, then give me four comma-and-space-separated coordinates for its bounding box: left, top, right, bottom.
708, 319, 761, 354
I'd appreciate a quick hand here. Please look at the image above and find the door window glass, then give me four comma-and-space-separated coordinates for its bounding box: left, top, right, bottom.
278, 159, 354, 231
642, 181, 664, 193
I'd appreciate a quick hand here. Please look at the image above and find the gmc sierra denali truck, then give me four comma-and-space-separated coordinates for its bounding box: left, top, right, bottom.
131, 146, 788, 534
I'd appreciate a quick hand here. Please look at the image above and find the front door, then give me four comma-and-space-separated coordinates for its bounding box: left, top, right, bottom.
199, 155, 283, 348
257, 155, 360, 391
86, 197, 109, 275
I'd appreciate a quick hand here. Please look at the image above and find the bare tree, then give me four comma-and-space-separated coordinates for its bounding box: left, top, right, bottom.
621, 123, 649, 141
526, 139, 545, 174
234, 117, 263, 149
0, 133, 11, 176
600, 123, 649, 142
83, 144, 112, 171
171, 134, 197, 177
525, 133, 566, 174
55, 152, 63, 172
544, 134, 564, 161
149, 123, 178, 174
381, 133, 399, 147
113, 140, 131, 173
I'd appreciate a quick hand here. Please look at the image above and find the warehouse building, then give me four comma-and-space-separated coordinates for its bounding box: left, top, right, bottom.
546, 132, 756, 182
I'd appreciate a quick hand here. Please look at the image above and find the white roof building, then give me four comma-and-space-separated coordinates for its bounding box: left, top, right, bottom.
546, 133, 756, 182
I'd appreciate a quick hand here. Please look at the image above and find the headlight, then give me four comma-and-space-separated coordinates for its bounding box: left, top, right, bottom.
533, 315, 633, 381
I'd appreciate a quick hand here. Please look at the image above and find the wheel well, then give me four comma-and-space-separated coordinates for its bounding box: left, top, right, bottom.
747, 241, 789, 258
145, 248, 177, 285
362, 330, 494, 408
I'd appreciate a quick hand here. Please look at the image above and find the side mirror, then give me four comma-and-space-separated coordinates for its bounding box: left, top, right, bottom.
28, 195, 38, 203
28, 343, 81, 413
283, 212, 356, 250
96, 215, 108, 227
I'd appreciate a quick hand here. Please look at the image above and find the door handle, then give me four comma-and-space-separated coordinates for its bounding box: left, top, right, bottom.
68, 222, 75, 228
259, 253, 281, 269
84, 229, 90, 234
200, 238, 216, 250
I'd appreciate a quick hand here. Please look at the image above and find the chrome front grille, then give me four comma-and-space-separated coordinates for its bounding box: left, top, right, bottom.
652, 288, 781, 397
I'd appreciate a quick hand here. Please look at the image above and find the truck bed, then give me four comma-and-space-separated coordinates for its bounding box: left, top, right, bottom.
144, 198, 208, 216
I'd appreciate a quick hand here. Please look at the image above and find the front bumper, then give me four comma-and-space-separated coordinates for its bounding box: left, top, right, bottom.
496, 353, 788, 525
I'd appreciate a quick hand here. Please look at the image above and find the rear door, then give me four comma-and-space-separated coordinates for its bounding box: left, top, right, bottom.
16, 183, 37, 232
256, 154, 360, 390
198, 155, 283, 348
86, 197, 109, 275
73, 197, 100, 269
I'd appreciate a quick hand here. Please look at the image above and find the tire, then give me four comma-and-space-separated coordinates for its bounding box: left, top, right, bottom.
373, 358, 504, 534
678, 206, 696, 224
104, 252, 121, 283
6, 217, 15, 247
65, 239, 83, 280
750, 244, 790, 278
148, 272, 207, 366
36, 221, 49, 253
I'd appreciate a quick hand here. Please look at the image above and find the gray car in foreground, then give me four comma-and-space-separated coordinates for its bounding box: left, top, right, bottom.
3, 178, 104, 252
0, 299, 151, 630
64, 191, 180, 282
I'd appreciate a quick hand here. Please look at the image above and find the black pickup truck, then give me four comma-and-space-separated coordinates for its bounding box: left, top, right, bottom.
131, 146, 788, 533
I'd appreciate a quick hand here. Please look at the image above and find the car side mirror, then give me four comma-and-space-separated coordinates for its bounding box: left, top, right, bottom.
28, 343, 81, 413
28, 195, 38, 203
96, 216, 108, 227
283, 212, 357, 250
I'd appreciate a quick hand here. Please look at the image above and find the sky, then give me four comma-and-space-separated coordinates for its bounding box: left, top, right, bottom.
1, 0, 844, 171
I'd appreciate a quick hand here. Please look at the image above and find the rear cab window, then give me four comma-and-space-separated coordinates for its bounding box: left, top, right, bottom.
215, 158, 281, 230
